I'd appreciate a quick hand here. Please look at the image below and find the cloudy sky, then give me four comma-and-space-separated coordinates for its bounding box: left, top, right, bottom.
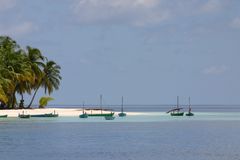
1, 0, 240, 105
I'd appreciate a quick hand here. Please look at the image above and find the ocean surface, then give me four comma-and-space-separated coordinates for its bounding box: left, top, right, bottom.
1, 106, 240, 160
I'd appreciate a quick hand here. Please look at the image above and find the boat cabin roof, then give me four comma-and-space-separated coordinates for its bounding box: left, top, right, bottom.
166, 108, 183, 113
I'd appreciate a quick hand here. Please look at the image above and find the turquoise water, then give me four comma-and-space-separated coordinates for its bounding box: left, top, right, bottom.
1, 112, 240, 160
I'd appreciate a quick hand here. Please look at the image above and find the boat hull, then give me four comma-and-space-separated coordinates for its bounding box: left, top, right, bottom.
18, 115, 30, 118
0, 115, 8, 118
79, 113, 88, 118
186, 112, 194, 116
171, 112, 184, 116
118, 112, 126, 117
31, 113, 58, 117
88, 113, 114, 117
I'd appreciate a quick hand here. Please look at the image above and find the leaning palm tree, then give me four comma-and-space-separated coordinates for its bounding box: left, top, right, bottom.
18, 46, 45, 108
28, 60, 61, 108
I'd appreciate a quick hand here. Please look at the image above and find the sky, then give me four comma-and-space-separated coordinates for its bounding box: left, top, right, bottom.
0, 0, 240, 105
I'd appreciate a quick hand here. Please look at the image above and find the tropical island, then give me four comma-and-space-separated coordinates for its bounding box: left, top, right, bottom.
0, 36, 62, 109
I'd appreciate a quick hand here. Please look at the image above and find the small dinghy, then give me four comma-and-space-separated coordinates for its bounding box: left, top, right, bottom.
105, 116, 115, 120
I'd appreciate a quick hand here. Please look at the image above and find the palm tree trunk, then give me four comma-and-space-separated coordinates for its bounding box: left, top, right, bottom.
19, 93, 24, 109
11, 89, 16, 109
27, 85, 40, 108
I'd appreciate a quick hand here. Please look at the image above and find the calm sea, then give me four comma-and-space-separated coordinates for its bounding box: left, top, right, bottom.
1, 106, 240, 160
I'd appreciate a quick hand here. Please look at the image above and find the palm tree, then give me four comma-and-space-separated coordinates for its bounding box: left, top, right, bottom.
0, 36, 61, 109
28, 60, 61, 108
18, 46, 45, 108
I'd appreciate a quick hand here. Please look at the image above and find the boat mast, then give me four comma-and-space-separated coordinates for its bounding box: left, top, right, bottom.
82, 101, 85, 114
177, 96, 179, 108
188, 97, 191, 112
121, 96, 124, 113
100, 94, 103, 114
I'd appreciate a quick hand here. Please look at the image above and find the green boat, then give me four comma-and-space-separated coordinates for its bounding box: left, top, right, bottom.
0, 115, 8, 118
79, 113, 88, 118
118, 96, 127, 117
170, 111, 184, 116
18, 111, 30, 118
31, 113, 58, 117
186, 112, 194, 116
86, 95, 115, 117
18, 114, 30, 118
167, 96, 184, 116
118, 112, 126, 117
186, 97, 194, 116
88, 112, 114, 117
79, 103, 88, 118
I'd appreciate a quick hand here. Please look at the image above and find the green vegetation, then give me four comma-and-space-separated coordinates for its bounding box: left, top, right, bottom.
39, 96, 54, 108
0, 36, 61, 109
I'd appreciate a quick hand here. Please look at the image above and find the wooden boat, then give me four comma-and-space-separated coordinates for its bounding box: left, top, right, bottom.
167, 96, 184, 116
31, 113, 58, 117
18, 111, 30, 118
86, 95, 115, 117
118, 96, 127, 117
88, 112, 114, 117
186, 97, 194, 116
79, 113, 88, 118
18, 114, 30, 118
170, 110, 184, 116
0, 115, 8, 118
186, 112, 194, 116
105, 116, 115, 120
79, 103, 88, 118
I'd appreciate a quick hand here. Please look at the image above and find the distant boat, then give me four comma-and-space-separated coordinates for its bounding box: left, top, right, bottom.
18, 111, 30, 118
86, 95, 115, 117
87, 110, 114, 117
105, 116, 115, 120
79, 102, 88, 118
186, 97, 194, 116
118, 96, 126, 117
31, 113, 58, 117
167, 96, 184, 116
0, 115, 8, 118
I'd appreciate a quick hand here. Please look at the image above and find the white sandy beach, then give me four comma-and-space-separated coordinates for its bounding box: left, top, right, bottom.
0, 108, 142, 117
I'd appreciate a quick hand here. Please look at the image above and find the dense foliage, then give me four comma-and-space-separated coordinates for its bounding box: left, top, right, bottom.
0, 36, 61, 109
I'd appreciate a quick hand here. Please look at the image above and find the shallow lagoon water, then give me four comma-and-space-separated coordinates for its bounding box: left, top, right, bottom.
1, 112, 240, 160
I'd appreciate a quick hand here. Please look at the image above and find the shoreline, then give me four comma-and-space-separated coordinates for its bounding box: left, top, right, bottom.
0, 108, 141, 117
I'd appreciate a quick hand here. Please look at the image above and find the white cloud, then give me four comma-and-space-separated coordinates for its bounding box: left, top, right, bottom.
72, 0, 170, 27
0, 0, 16, 11
201, 0, 223, 13
231, 17, 240, 29
202, 65, 228, 75
0, 22, 38, 37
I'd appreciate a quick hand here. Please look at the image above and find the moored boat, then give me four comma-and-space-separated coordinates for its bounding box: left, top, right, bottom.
118, 96, 127, 117
0, 115, 8, 118
18, 111, 30, 118
186, 97, 194, 116
105, 116, 115, 120
86, 95, 115, 117
79, 102, 88, 118
186, 112, 194, 116
18, 114, 30, 118
31, 113, 58, 117
88, 112, 114, 117
167, 96, 184, 116
79, 113, 88, 118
